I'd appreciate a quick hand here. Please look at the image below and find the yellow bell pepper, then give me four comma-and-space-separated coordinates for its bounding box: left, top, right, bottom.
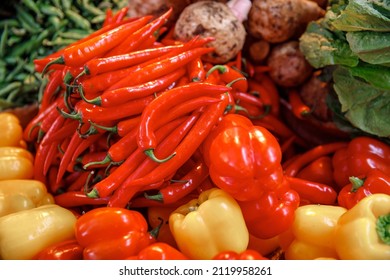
0, 112, 24, 147
169, 188, 249, 260
0, 179, 54, 217
335, 193, 390, 260
284, 204, 347, 260
0, 204, 77, 260
0, 154, 34, 180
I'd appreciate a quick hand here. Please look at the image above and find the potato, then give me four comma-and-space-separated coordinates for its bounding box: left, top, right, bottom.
174, 1, 247, 64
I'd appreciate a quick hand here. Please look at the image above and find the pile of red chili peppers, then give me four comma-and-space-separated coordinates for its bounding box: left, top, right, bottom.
24, 7, 390, 259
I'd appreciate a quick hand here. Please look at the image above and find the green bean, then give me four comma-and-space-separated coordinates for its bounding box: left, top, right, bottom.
64, 9, 91, 30
6, 88, 21, 103
0, 24, 8, 58
0, 19, 19, 29
81, 0, 105, 16
21, 0, 43, 18
58, 30, 88, 40
0, 98, 15, 110
0, 82, 22, 98
14, 4, 42, 33
61, 0, 72, 10
0, 63, 6, 82
40, 3, 64, 19
47, 15, 62, 30
91, 14, 106, 24
7, 36, 23, 47
5, 59, 24, 83
10, 27, 27, 37
50, 0, 62, 9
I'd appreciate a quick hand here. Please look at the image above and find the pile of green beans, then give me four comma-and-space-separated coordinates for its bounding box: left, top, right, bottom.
0, 0, 128, 110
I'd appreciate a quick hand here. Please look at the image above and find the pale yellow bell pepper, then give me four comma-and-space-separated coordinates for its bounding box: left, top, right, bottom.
0, 204, 77, 260
169, 188, 249, 260
0, 112, 24, 147
0, 179, 54, 217
284, 204, 347, 260
335, 193, 390, 260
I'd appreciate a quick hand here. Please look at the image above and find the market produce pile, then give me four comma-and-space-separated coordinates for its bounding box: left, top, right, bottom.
0, 0, 390, 260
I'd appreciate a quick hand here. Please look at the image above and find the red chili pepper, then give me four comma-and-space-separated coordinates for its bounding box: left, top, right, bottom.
206, 64, 248, 92
332, 136, 390, 188
296, 156, 336, 188
252, 73, 280, 116
337, 168, 390, 209
251, 115, 295, 140
286, 176, 337, 205
33, 239, 84, 260
213, 249, 268, 260
75, 207, 158, 260
86, 118, 186, 198
110, 6, 129, 24
137, 83, 230, 162
81, 67, 186, 107
107, 93, 229, 208
127, 242, 189, 260
145, 160, 209, 204
248, 78, 278, 116
287, 89, 311, 119
284, 141, 348, 177
187, 57, 206, 82
40, 70, 63, 111
105, 8, 173, 56
54, 191, 110, 208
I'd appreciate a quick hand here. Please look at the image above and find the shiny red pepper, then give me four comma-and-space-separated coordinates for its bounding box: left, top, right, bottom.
204, 113, 284, 201
337, 168, 390, 209
213, 249, 268, 260
33, 239, 84, 260
332, 136, 390, 188
127, 242, 189, 260
75, 207, 158, 260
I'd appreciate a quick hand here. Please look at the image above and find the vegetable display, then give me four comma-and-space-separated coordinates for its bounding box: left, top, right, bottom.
0, 0, 389, 261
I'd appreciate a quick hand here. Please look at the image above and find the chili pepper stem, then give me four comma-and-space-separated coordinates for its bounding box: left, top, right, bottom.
144, 192, 163, 202
83, 154, 111, 170
56, 107, 82, 121
41, 56, 65, 77
144, 148, 176, 163
88, 120, 117, 133
78, 85, 101, 105
86, 187, 99, 198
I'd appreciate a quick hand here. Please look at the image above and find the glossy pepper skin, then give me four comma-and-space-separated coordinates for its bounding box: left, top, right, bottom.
332, 136, 390, 188
75, 207, 156, 260
283, 204, 347, 260
169, 188, 249, 260
0, 179, 54, 217
127, 242, 189, 260
334, 193, 390, 260
212, 249, 267, 260
33, 239, 84, 260
205, 114, 284, 201
338, 169, 390, 209
0, 112, 24, 147
0, 204, 77, 260
0, 147, 34, 180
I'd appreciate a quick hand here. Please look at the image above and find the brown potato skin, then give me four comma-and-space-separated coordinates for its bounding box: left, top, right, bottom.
174, 1, 246, 64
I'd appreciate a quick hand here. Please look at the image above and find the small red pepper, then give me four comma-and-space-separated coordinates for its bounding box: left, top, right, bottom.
127, 242, 188, 260
337, 169, 390, 209
213, 249, 268, 260
206, 64, 248, 92
33, 239, 84, 260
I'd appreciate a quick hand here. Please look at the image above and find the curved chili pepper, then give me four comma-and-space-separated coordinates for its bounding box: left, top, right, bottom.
54, 191, 110, 208
33, 239, 84, 260
40, 70, 63, 111
286, 176, 337, 205
296, 156, 336, 187
284, 141, 348, 177
105, 8, 172, 57
80, 68, 186, 107
206, 64, 248, 92
137, 83, 230, 163
337, 168, 390, 209
287, 89, 311, 119
145, 160, 209, 204
89, 116, 141, 137
187, 57, 206, 82
252, 73, 280, 116
248, 78, 278, 116
107, 93, 229, 208
41, 16, 153, 74
86, 118, 185, 198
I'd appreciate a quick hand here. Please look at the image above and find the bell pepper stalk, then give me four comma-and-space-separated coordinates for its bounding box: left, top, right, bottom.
75, 207, 160, 260
204, 113, 284, 201
0, 204, 77, 260
332, 136, 390, 188
334, 193, 390, 259
212, 249, 268, 260
283, 204, 347, 260
127, 242, 189, 260
337, 168, 390, 209
169, 188, 249, 260
238, 179, 300, 239
0, 179, 54, 217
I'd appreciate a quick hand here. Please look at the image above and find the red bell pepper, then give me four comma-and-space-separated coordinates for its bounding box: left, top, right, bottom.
337, 169, 390, 209
203, 113, 284, 201
332, 136, 390, 188
75, 207, 158, 260
213, 249, 268, 260
127, 242, 189, 260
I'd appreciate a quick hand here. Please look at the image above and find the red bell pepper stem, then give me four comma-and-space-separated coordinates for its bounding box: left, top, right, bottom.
105, 8, 172, 57
286, 176, 337, 205
108, 93, 229, 208
81, 68, 186, 107
284, 141, 348, 177
41, 16, 153, 74
137, 83, 230, 162
86, 118, 185, 198
54, 191, 110, 208
287, 89, 311, 119
145, 160, 209, 204
206, 64, 248, 92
